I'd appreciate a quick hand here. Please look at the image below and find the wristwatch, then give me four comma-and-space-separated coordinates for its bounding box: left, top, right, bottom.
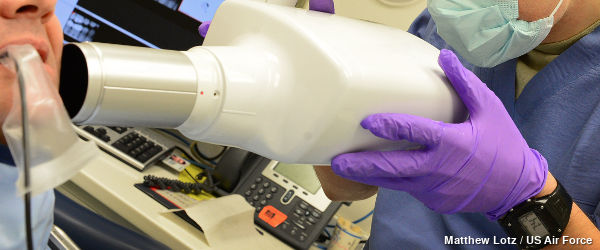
498, 180, 572, 249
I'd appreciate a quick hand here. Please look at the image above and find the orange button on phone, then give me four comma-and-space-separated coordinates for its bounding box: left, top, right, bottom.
258, 205, 288, 228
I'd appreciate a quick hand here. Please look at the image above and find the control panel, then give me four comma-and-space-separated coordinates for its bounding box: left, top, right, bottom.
231, 157, 340, 249
74, 125, 175, 171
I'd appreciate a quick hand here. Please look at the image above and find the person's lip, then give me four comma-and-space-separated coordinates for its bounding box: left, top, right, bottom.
0, 38, 50, 63
0, 38, 56, 80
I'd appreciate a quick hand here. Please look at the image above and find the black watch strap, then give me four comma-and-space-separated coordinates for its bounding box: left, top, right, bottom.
498, 180, 572, 249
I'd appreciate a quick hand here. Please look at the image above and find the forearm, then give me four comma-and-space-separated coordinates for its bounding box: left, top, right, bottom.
534, 173, 600, 249
313, 165, 378, 201
542, 203, 600, 249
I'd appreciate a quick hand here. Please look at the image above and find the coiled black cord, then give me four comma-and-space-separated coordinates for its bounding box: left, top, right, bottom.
142, 175, 216, 194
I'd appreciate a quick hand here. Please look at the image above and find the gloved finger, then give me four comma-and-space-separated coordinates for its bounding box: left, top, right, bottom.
332, 175, 415, 191
360, 113, 443, 147
438, 49, 489, 116
309, 0, 335, 14
198, 20, 212, 38
331, 149, 432, 177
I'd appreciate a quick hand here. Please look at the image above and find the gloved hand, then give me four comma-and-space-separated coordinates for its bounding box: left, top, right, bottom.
198, 0, 334, 38
331, 49, 548, 220
308, 0, 335, 13
199, 20, 211, 38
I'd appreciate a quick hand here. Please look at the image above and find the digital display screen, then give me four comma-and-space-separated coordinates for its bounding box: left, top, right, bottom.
273, 163, 321, 194
56, 0, 225, 50
518, 212, 550, 237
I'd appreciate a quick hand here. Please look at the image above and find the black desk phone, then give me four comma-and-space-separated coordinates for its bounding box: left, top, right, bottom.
213, 148, 341, 250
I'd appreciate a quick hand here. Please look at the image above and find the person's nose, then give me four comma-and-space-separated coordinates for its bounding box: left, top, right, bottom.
0, 0, 56, 23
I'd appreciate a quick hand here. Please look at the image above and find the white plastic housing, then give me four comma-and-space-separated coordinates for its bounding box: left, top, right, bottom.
176, 0, 466, 164
60, 0, 466, 165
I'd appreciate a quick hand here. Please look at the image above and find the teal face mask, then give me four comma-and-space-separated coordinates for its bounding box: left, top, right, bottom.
428, 0, 563, 68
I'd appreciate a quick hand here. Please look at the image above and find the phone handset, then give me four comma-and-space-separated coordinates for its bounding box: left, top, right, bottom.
213, 147, 261, 193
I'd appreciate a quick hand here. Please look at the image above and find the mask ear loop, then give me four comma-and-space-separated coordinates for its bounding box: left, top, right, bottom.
550, 0, 564, 18
0, 51, 33, 250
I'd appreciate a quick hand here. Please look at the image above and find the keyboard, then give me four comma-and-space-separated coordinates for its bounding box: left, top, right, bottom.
74, 125, 175, 171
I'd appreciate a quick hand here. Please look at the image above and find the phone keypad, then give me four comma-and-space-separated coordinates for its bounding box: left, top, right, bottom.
291, 201, 321, 230
242, 178, 323, 243
244, 178, 279, 212
239, 174, 338, 249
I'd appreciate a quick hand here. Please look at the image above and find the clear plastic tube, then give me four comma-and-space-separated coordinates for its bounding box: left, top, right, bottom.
0, 44, 100, 196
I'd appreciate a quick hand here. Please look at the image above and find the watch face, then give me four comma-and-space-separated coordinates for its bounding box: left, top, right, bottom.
518, 212, 550, 237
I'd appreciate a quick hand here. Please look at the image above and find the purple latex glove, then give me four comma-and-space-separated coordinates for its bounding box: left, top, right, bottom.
199, 20, 211, 38
331, 49, 548, 220
309, 0, 335, 13
198, 0, 334, 38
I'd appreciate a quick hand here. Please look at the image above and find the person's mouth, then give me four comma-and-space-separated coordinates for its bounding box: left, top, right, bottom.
0, 38, 49, 61
0, 38, 55, 79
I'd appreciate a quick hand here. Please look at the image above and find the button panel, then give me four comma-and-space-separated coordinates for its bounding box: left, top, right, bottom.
112, 132, 164, 163
282, 190, 294, 203
241, 177, 326, 247
244, 179, 280, 208
76, 125, 171, 171
84, 126, 111, 142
